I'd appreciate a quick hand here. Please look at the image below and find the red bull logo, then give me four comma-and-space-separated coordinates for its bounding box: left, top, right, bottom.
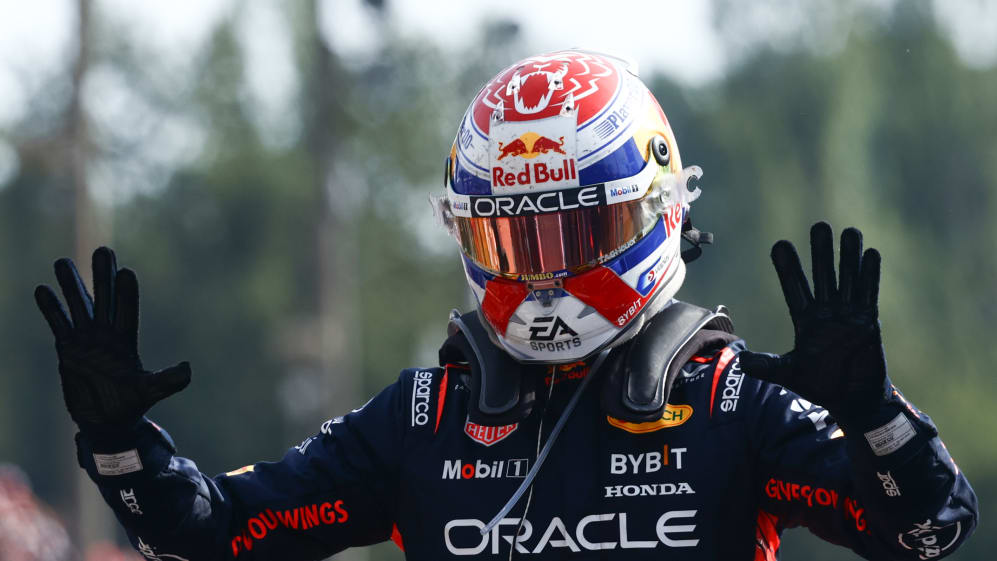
496, 133, 567, 160
493, 132, 577, 188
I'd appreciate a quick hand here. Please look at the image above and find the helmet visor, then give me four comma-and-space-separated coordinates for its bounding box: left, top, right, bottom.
435, 165, 702, 278
453, 198, 653, 277
435, 165, 702, 280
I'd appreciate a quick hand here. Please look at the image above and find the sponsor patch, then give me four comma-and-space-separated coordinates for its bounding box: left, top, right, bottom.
544, 362, 588, 386
609, 448, 687, 474
898, 519, 962, 559
616, 297, 646, 326
444, 510, 698, 554
411, 370, 434, 427
708, 348, 736, 418
231, 501, 349, 557
864, 413, 916, 456
877, 471, 901, 497
607, 404, 693, 434
93, 449, 143, 476
719, 357, 744, 413
634, 257, 665, 296
464, 419, 518, 446
442, 458, 529, 480
488, 105, 579, 194
604, 482, 695, 498
120, 488, 142, 515
465, 185, 601, 218
764, 477, 868, 532
528, 316, 577, 341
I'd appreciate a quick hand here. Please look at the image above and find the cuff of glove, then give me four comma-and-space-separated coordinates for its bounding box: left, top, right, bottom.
75, 417, 177, 483
833, 384, 939, 465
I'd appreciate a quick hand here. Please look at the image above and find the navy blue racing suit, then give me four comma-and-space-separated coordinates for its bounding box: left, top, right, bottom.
75, 338, 977, 560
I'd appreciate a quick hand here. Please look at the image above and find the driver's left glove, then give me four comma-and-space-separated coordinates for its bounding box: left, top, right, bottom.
738, 222, 892, 427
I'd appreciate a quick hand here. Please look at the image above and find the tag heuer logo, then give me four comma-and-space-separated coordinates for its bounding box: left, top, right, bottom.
464, 419, 518, 446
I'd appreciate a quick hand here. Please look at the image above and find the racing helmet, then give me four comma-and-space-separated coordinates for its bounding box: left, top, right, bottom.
434, 50, 708, 364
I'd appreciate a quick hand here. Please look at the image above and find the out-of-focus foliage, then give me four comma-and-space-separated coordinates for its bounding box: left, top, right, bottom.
0, 2, 992, 560
659, 7, 996, 560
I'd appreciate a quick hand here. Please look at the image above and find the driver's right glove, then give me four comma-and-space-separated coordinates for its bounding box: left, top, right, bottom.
34, 247, 191, 435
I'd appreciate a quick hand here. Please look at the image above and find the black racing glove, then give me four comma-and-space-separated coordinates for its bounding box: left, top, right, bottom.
34, 247, 191, 432
739, 222, 891, 424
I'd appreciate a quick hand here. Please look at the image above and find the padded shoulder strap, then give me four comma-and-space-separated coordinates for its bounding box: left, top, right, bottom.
439, 310, 540, 425
603, 302, 738, 422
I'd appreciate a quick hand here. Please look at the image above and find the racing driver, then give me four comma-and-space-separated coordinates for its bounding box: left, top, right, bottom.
35, 50, 977, 560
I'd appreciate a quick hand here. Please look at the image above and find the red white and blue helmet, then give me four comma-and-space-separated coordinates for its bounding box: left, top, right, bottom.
434, 50, 706, 363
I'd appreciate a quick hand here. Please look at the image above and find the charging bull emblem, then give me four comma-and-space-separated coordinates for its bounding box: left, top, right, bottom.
497, 133, 567, 160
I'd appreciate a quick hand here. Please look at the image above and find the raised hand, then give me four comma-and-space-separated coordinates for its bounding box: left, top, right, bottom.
34, 247, 191, 430
739, 222, 891, 417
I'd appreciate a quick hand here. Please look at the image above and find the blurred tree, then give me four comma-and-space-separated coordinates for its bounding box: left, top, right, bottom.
665, 2, 995, 559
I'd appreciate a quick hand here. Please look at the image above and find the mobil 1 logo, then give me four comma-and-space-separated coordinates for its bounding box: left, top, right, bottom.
443, 458, 529, 480
528, 316, 581, 352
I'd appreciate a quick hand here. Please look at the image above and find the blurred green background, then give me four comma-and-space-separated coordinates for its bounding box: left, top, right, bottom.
0, 0, 993, 559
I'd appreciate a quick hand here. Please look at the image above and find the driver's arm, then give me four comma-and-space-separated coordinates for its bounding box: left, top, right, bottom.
74, 369, 432, 560
750, 374, 978, 560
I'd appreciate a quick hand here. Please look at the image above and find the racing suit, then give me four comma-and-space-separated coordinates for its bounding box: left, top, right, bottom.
75, 315, 977, 560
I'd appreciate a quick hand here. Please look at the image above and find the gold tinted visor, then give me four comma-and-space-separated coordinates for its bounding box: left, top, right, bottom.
431, 164, 703, 280
454, 198, 654, 276
434, 165, 703, 278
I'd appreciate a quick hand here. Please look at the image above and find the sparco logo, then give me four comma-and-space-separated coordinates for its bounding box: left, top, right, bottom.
120, 488, 142, 515
470, 185, 603, 218
444, 511, 699, 555
442, 458, 528, 480
411, 371, 433, 427
719, 357, 744, 413
877, 471, 901, 497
